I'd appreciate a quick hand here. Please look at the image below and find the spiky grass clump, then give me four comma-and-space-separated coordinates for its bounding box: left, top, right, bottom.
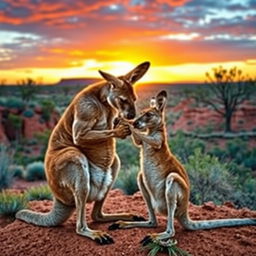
24, 161, 45, 181
142, 239, 191, 256
25, 185, 52, 201
0, 192, 28, 217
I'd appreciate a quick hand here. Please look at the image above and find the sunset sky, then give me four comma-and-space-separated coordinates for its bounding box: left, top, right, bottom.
0, 0, 256, 84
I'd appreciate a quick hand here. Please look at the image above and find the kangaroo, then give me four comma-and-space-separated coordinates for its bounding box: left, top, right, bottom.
109, 90, 256, 244
16, 61, 150, 245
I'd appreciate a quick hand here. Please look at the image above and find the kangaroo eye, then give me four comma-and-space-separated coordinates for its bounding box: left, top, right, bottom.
146, 112, 153, 117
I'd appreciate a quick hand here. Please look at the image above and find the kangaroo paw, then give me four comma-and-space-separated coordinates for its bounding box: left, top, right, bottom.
94, 233, 114, 245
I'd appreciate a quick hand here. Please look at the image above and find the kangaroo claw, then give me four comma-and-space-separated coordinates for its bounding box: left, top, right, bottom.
95, 233, 114, 245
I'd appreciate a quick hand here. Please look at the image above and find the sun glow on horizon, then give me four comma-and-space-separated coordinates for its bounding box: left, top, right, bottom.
1, 59, 256, 85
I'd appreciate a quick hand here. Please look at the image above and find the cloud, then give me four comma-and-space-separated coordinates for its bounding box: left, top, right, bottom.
160, 32, 200, 40
0, 0, 255, 81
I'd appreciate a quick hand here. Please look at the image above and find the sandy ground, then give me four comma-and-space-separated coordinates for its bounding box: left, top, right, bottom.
0, 189, 256, 256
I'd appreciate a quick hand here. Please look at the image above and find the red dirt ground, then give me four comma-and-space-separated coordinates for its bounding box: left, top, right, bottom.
0, 189, 256, 256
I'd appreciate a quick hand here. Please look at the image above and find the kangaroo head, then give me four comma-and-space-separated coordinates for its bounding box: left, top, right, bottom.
133, 90, 167, 130
99, 61, 150, 120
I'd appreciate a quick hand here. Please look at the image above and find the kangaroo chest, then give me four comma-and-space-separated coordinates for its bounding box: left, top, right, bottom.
141, 146, 165, 197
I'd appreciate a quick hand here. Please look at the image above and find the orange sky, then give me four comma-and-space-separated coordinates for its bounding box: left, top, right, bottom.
0, 0, 255, 84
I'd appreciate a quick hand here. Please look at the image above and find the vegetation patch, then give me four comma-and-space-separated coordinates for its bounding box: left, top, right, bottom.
0, 192, 27, 218
25, 185, 52, 201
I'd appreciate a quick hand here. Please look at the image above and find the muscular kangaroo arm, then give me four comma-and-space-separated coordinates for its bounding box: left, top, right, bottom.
72, 98, 116, 145
73, 119, 116, 145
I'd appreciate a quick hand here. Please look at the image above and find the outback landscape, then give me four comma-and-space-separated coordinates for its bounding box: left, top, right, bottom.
0, 67, 256, 255
1, 0, 256, 255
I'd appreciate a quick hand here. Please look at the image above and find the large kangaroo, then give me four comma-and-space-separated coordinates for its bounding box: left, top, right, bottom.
16, 62, 150, 245
109, 91, 256, 244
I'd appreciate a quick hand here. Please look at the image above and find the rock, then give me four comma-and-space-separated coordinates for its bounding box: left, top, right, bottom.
224, 201, 236, 209
202, 201, 216, 211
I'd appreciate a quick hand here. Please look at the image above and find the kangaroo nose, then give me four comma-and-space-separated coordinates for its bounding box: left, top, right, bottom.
127, 111, 135, 120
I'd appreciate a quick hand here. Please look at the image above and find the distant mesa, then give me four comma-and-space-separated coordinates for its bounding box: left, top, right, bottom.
54, 78, 100, 87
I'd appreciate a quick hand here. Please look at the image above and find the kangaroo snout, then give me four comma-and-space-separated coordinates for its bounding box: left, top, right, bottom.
127, 111, 136, 120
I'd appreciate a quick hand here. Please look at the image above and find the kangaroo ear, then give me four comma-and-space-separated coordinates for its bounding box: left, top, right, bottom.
150, 97, 156, 108
156, 90, 167, 111
98, 70, 123, 88
123, 61, 150, 85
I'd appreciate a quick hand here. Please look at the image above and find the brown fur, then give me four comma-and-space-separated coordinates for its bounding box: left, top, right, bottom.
109, 90, 256, 242
16, 62, 150, 245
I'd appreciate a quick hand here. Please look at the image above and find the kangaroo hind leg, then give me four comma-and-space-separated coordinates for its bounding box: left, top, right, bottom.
70, 155, 114, 245
109, 171, 157, 230
142, 173, 186, 245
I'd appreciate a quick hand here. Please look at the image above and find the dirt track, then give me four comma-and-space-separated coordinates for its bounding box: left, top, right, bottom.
0, 189, 256, 256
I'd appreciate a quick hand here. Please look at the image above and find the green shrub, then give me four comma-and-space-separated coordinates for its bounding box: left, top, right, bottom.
9, 165, 24, 178
231, 176, 256, 209
117, 138, 139, 167
115, 165, 139, 195
0, 192, 27, 217
0, 97, 6, 106
24, 161, 45, 181
7, 114, 23, 130
40, 99, 55, 122
22, 109, 35, 118
186, 148, 234, 205
5, 97, 25, 110
25, 185, 52, 201
0, 145, 13, 190
169, 131, 206, 163
243, 157, 256, 170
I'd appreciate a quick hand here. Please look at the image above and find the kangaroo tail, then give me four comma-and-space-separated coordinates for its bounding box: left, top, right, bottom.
16, 198, 74, 227
179, 214, 256, 230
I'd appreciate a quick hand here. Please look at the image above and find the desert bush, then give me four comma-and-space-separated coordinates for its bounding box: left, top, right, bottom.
35, 129, 51, 154
232, 177, 256, 209
115, 165, 139, 195
25, 185, 52, 201
0, 145, 13, 190
117, 139, 139, 167
22, 109, 35, 118
24, 161, 45, 181
0, 192, 27, 217
40, 99, 55, 122
225, 138, 247, 164
186, 148, 234, 205
9, 165, 24, 178
5, 97, 25, 110
169, 131, 206, 163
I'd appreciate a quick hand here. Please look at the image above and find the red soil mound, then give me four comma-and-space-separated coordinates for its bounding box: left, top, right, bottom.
0, 189, 255, 256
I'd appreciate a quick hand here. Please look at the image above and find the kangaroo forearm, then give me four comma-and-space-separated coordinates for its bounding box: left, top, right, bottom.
74, 130, 115, 144
136, 133, 162, 148
131, 134, 142, 146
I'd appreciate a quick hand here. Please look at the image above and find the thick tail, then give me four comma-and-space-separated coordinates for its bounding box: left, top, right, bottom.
16, 198, 74, 227
179, 214, 256, 230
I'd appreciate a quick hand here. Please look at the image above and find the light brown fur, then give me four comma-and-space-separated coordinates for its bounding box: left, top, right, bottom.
16, 62, 150, 245
109, 90, 256, 243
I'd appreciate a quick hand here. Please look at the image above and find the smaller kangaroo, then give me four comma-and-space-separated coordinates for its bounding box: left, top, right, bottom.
109, 90, 256, 244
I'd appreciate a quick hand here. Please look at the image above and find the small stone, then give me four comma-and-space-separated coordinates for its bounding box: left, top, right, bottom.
224, 201, 235, 209
202, 201, 216, 211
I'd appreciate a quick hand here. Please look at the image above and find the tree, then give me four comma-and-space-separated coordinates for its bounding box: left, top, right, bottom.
17, 78, 39, 103
192, 66, 255, 132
